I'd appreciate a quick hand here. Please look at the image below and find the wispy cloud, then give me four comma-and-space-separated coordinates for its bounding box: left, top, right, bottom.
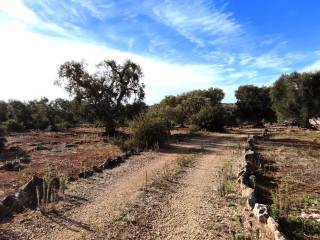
151, 0, 241, 47
0, 1, 240, 103
1, 0, 320, 104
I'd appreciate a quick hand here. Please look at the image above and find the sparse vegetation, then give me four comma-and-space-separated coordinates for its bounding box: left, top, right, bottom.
255, 130, 320, 239
217, 161, 235, 197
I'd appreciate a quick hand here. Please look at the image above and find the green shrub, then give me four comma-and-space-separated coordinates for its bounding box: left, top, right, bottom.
189, 124, 201, 134
4, 119, 25, 132
109, 135, 135, 151
0, 127, 6, 150
191, 106, 225, 132
54, 121, 74, 131
129, 113, 170, 149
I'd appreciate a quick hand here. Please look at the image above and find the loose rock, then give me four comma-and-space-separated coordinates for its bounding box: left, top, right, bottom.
15, 176, 45, 209
253, 203, 269, 223
0, 203, 11, 221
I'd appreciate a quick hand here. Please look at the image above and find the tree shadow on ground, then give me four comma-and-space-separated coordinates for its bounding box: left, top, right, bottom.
263, 138, 320, 149
0, 228, 20, 240
43, 211, 93, 233
0, 146, 31, 163
163, 133, 246, 155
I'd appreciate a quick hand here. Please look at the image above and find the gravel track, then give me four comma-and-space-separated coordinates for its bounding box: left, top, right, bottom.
0, 133, 270, 240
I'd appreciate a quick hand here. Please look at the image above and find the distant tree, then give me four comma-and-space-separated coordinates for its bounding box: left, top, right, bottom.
235, 85, 275, 126
6, 100, 32, 130
301, 71, 320, 120
50, 98, 76, 127
0, 101, 7, 123
201, 88, 225, 105
28, 98, 50, 130
223, 103, 238, 126
0, 127, 6, 150
158, 88, 225, 128
271, 71, 320, 127
56, 59, 145, 135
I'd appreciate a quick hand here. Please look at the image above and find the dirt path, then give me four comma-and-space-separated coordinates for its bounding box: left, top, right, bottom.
1, 133, 266, 240
156, 152, 235, 239
105, 134, 250, 240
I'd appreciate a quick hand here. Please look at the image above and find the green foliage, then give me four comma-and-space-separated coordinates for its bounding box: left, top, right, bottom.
235, 85, 275, 126
191, 106, 225, 131
271, 71, 320, 127
4, 119, 25, 132
28, 98, 51, 129
280, 217, 320, 240
223, 103, 239, 126
158, 87, 225, 129
217, 162, 235, 197
0, 127, 6, 150
56, 59, 145, 135
129, 113, 170, 149
189, 124, 201, 134
0, 101, 8, 122
7, 100, 32, 129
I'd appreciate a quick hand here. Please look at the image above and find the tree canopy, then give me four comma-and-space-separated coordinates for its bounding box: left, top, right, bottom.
235, 85, 275, 126
271, 71, 320, 126
56, 59, 145, 135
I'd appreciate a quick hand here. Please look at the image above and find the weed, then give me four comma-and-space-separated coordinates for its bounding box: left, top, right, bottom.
59, 175, 67, 196
177, 155, 195, 168
231, 216, 260, 240
217, 161, 235, 197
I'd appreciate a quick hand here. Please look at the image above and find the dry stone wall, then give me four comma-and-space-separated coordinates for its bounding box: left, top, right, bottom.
0, 148, 139, 222
238, 133, 287, 240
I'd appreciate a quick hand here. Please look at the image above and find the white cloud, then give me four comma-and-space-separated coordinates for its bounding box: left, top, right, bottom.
0, 0, 39, 24
0, 19, 228, 104
239, 52, 304, 70
301, 60, 320, 72
1, 0, 314, 105
152, 0, 241, 46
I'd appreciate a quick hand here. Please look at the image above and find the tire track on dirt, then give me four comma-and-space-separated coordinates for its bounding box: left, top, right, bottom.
1, 151, 180, 240
2, 133, 251, 240
105, 134, 247, 240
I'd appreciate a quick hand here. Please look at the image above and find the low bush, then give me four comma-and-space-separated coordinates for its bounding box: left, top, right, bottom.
54, 121, 74, 131
191, 106, 225, 132
189, 124, 201, 134
129, 113, 170, 149
4, 119, 25, 132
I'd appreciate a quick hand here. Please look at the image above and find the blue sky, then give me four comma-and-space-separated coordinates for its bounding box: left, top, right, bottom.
0, 0, 320, 104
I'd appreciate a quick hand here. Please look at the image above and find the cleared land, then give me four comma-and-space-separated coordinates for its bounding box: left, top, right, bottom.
0, 131, 273, 240
255, 128, 320, 240
0, 127, 121, 198
1, 127, 319, 240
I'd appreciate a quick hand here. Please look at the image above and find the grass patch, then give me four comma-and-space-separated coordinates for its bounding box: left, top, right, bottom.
217, 161, 236, 197
279, 217, 320, 240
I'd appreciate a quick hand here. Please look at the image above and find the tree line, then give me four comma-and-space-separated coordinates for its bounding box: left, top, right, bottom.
1, 58, 320, 150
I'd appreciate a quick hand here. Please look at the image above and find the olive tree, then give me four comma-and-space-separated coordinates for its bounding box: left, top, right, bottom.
56, 59, 145, 135
235, 85, 275, 126
271, 71, 320, 127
